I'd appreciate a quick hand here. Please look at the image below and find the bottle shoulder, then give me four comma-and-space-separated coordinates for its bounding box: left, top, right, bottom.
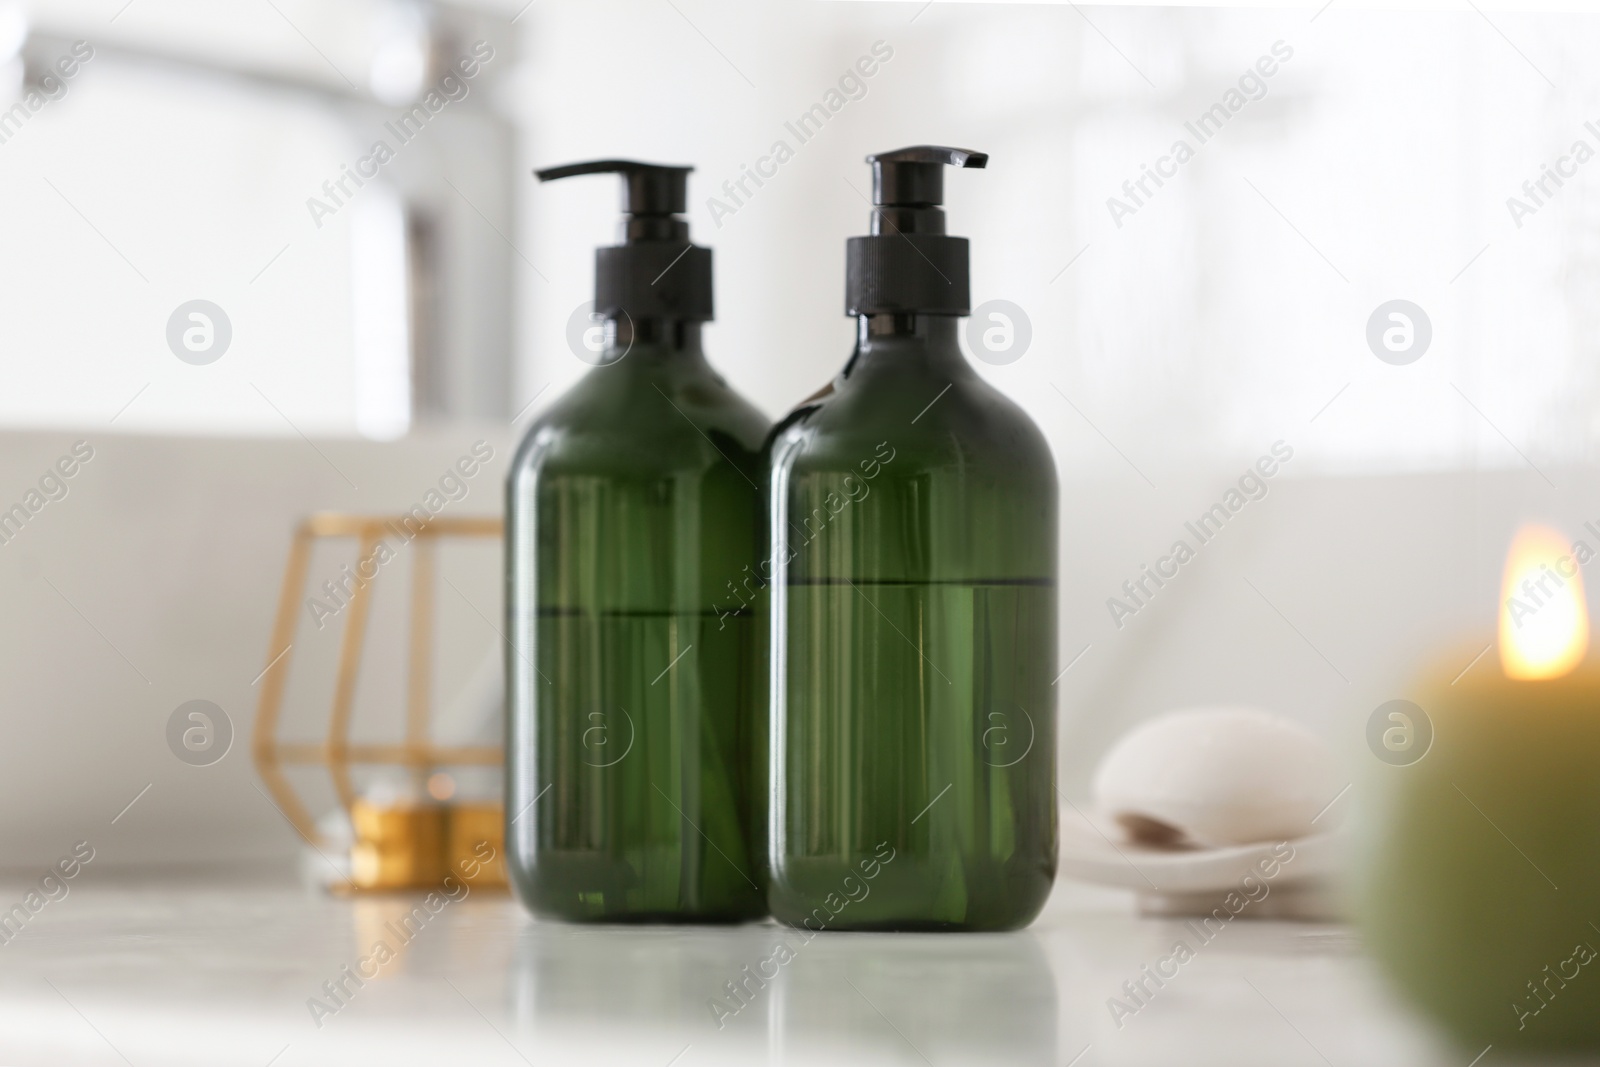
513, 357, 769, 479
771, 351, 1055, 487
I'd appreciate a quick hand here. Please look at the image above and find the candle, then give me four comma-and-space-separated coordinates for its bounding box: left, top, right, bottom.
1361, 524, 1600, 1051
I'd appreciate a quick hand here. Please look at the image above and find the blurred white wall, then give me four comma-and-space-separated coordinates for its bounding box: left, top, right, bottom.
7, 0, 1597, 471
1, 0, 1599, 868
0, 428, 509, 870
0, 423, 1591, 869
515, 2, 1600, 479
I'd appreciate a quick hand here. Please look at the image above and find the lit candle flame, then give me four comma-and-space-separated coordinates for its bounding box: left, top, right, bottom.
1500, 524, 1589, 680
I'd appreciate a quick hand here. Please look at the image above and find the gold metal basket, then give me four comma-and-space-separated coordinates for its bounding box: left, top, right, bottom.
252, 512, 506, 891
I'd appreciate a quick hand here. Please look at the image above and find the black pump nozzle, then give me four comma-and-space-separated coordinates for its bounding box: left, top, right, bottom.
847, 145, 987, 317
535, 159, 712, 322
868, 146, 987, 232
537, 160, 693, 242
537, 159, 691, 213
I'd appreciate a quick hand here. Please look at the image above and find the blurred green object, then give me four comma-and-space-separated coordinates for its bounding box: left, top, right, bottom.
1359, 659, 1600, 1050
764, 314, 1058, 931
505, 323, 769, 922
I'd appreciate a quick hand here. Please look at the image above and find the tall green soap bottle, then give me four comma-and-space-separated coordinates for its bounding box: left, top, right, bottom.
506, 161, 768, 922
765, 147, 1058, 931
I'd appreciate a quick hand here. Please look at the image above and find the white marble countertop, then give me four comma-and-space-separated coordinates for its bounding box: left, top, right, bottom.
0, 871, 1478, 1066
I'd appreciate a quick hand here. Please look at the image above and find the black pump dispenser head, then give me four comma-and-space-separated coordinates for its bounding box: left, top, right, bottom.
846, 145, 987, 317
536, 159, 713, 322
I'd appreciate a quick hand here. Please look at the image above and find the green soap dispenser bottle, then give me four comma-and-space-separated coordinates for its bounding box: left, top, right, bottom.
765, 147, 1058, 931
506, 160, 769, 923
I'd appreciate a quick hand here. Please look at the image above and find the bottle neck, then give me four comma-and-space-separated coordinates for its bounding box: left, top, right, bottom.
602, 318, 708, 364
849, 313, 967, 373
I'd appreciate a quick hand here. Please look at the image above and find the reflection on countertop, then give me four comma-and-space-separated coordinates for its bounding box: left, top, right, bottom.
0, 869, 1462, 1066
508, 919, 1056, 1064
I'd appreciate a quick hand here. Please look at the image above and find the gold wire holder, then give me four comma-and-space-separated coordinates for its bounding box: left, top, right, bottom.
251, 513, 504, 863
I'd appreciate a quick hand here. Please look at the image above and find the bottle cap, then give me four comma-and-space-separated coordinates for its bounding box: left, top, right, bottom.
536, 159, 713, 322
845, 145, 987, 317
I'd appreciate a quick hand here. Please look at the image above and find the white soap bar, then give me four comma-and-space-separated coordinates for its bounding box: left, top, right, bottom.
1091, 706, 1337, 847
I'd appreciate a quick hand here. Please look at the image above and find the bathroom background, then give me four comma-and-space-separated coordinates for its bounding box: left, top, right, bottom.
0, 0, 1590, 873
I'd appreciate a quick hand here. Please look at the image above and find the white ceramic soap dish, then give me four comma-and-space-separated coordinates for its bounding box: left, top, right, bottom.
1062, 705, 1346, 920
1059, 812, 1342, 920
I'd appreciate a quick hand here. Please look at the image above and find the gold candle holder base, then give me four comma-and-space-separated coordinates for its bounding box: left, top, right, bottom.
335, 799, 507, 894
348, 799, 447, 890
